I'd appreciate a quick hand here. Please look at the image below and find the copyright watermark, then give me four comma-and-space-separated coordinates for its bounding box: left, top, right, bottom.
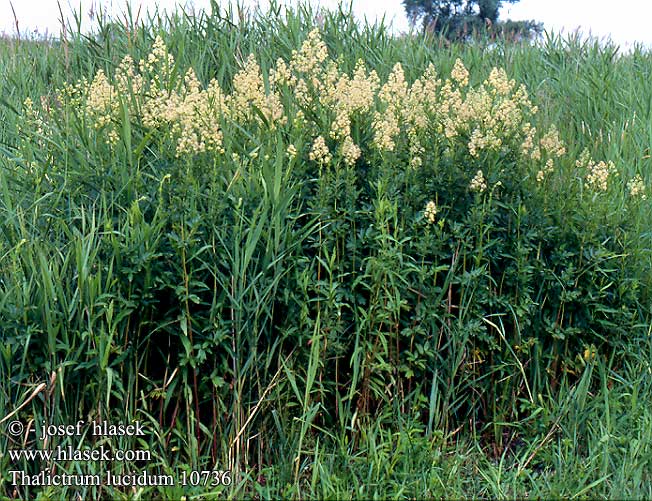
3, 418, 232, 489
7, 420, 24, 437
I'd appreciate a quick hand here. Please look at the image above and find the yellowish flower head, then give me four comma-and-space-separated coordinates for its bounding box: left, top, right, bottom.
627, 175, 647, 199
341, 136, 361, 166
309, 135, 332, 165
286, 144, 298, 160
469, 170, 487, 193
424, 200, 437, 224
580, 151, 617, 192
486, 67, 515, 96
540, 125, 566, 158
290, 28, 329, 76
451, 59, 469, 87
228, 54, 286, 127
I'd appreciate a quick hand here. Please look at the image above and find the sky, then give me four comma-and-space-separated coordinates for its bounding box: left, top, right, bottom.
1, 0, 651, 50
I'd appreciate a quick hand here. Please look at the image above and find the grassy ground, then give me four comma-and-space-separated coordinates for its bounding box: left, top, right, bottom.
2, 2, 652, 499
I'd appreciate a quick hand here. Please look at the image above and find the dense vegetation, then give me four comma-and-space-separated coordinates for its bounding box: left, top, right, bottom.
2, 3, 652, 499
402, 0, 542, 40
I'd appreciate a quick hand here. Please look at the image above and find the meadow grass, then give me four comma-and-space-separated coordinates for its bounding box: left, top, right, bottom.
1, 2, 652, 499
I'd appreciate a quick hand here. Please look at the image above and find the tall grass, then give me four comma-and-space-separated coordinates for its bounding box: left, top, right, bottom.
2, 2, 652, 499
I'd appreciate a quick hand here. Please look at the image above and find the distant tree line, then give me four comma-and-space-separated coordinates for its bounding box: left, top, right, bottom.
403, 0, 542, 41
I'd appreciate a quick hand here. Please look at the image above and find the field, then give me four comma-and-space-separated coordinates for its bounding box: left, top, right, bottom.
2, 2, 652, 499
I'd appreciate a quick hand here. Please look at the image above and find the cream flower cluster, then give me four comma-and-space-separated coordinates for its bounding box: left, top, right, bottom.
361, 55, 544, 169
406, 65, 441, 131
309, 135, 332, 165
286, 144, 298, 160
227, 54, 285, 128
341, 136, 361, 166
276, 30, 377, 167
140, 63, 226, 157
586, 161, 617, 191
289, 29, 329, 77
85, 70, 120, 145
451, 59, 470, 87
17, 97, 49, 154
325, 60, 378, 164
424, 200, 437, 223
469, 170, 488, 193
25, 27, 631, 205
536, 159, 555, 183
20, 97, 45, 136
627, 175, 647, 199
53, 36, 229, 155
142, 35, 175, 74
115, 55, 143, 97
34, 30, 533, 169
577, 149, 617, 192
539, 126, 566, 158
173, 70, 226, 156
433, 61, 538, 159
373, 63, 408, 152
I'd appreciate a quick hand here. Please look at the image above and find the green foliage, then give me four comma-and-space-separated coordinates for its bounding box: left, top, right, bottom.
403, 0, 542, 41
1, 2, 652, 499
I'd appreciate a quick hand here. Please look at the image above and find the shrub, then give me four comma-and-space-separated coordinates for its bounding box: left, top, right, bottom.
2, 12, 651, 492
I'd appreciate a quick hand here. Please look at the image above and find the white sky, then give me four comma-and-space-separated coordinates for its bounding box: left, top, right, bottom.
1, 0, 651, 50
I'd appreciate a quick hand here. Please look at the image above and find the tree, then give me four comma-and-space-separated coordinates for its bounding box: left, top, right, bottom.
403, 0, 541, 41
